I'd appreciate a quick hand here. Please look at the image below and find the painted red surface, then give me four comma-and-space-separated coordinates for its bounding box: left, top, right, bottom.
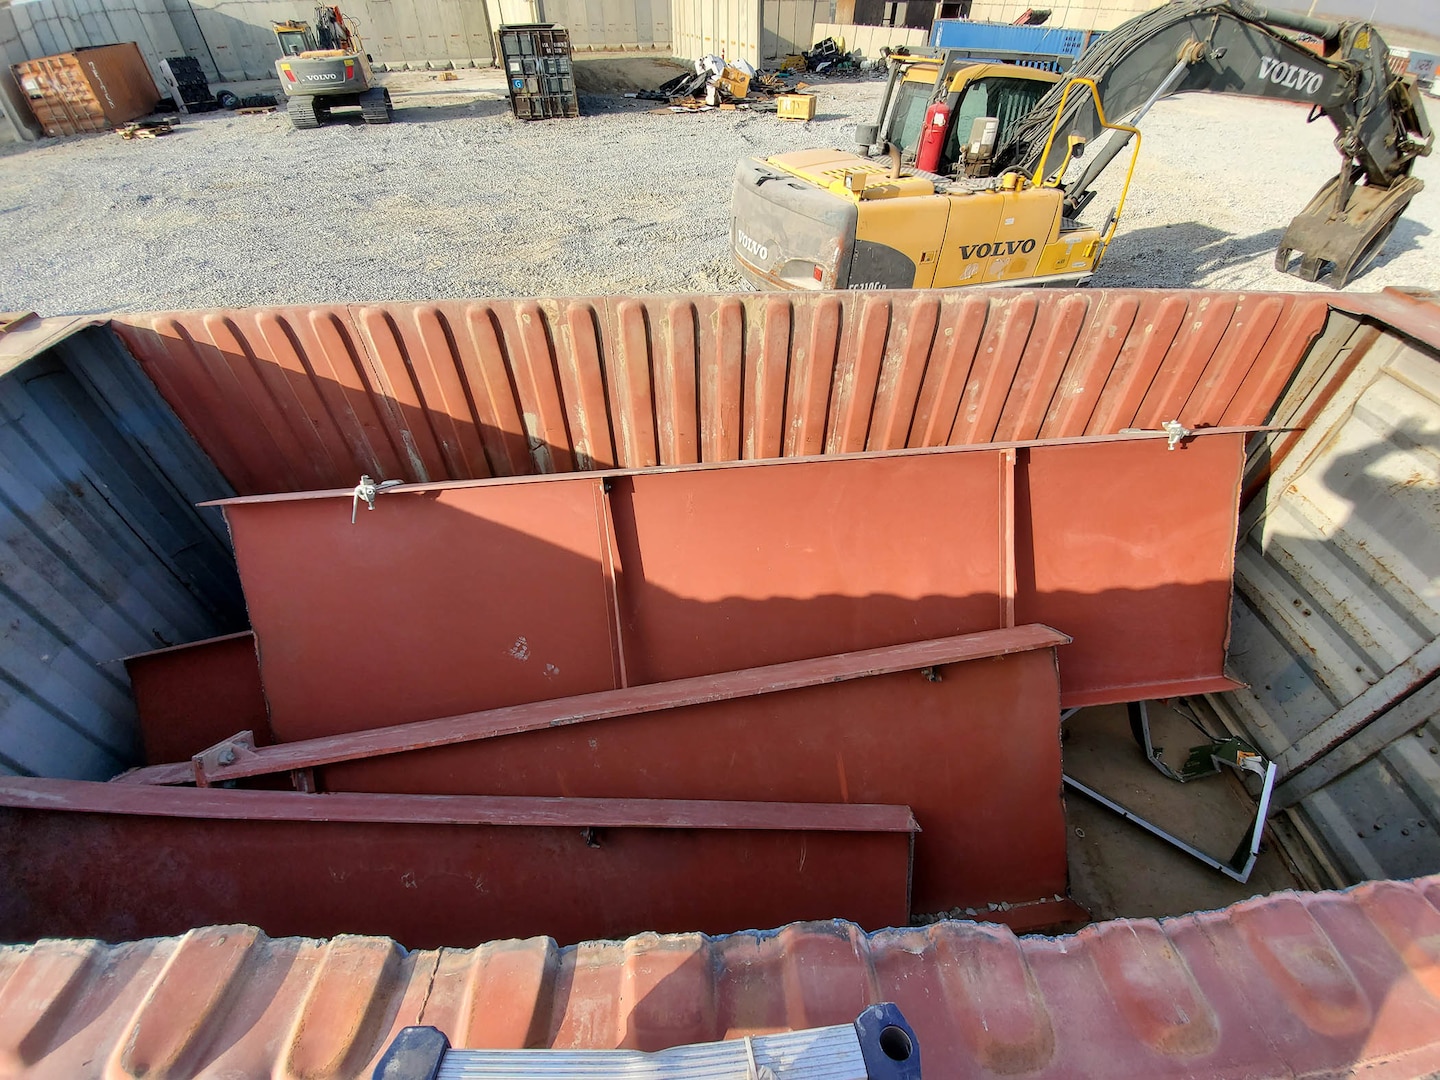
2, 878, 1438, 1079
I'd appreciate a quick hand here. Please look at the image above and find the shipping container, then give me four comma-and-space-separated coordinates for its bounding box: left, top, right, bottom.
496, 23, 579, 120
11, 42, 160, 137
929, 18, 1102, 59
0, 285, 1437, 1076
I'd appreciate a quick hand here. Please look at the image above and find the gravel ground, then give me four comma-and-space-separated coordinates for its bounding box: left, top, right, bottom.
1, 70, 1438, 315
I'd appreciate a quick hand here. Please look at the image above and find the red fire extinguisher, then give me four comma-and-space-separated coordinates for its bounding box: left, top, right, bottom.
915, 100, 950, 173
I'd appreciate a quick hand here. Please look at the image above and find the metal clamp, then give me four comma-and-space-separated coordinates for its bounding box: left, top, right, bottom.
351, 474, 404, 523
1162, 419, 1193, 450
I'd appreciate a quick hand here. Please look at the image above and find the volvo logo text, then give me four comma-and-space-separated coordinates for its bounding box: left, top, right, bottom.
956, 239, 1037, 260
1258, 57, 1324, 96
735, 228, 769, 263
305, 72, 341, 81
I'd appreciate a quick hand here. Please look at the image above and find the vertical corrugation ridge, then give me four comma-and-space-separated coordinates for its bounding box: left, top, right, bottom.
1133, 293, 1240, 429
910, 294, 988, 447
931, 919, 1056, 1074
1083, 294, 1189, 435
247, 313, 349, 489
408, 306, 492, 481
449, 938, 559, 1050
611, 299, 659, 469
954, 293, 1039, 444
616, 932, 716, 1051
1179, 296, 1287, 426
456, 303, 535, 478
555, 301, 616, 472
654, 299, 700, 466
1228, 893, 1372, 1038
136, 318, 275, 496
702, 299, 744, 463
746, 296, 792, 460
867, 294, 940, 452
0, 938, 99, 1071
827, 294, 891, 454
782, 294, 841, 457
300, 310, 399, 482
278, 935, 404, 1080
1041, 293, 1139, 438
995, 292, 1089, 443
351, 306, 434, 483
200, 315, 318, 490
549, 940, 627, 1050
506, 302, 575, 475
1218, 299, 1329, 427
107, 925, 261, 1079
773, 922, 880, 1031
1086, 920, 1219, 1059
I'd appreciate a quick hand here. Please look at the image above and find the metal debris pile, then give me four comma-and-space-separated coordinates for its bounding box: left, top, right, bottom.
627, 54, 822, 113
118, 120, 174, 140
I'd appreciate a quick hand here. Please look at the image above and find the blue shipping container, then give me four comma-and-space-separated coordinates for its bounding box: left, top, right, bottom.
929, 20, 1101, 59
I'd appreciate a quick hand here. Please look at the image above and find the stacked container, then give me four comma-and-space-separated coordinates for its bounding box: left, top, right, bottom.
497, 24, 579, 120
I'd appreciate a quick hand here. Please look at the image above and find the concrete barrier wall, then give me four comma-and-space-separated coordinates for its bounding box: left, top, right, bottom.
810, 20, 926, 56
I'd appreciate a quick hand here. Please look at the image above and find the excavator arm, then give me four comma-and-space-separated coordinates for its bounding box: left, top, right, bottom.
995, 0, 1432, 287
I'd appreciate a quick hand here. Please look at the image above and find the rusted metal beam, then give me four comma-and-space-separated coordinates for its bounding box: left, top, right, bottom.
0, 778, 916, 948
119, 627, 1068, 787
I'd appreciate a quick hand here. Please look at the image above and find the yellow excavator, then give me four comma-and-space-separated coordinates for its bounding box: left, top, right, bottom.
731, 0, 1431, 291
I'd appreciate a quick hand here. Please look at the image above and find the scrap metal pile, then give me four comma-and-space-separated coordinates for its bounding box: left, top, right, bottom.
0, 294, 1267, 950
630, 46, 861, 113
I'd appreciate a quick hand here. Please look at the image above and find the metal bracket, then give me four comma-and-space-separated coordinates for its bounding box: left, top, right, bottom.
1065, 701, 1277, 883
1162, 419, 1193, 450
351, 475, 404, 523
192, 730, 258, 787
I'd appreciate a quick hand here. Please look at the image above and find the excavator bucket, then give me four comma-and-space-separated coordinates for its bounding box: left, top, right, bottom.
1275, 173, 1423, 289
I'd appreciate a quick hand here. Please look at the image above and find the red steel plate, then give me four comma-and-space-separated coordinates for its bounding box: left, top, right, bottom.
1018, 434, 1246, 705
123, 632, 269, 765
321, 642, 1069, 916
225, 478, 620, 742
608, 452, 1009, 682
0, 779, 915, 948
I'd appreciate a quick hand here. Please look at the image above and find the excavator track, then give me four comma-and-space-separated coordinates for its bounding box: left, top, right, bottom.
360, 88, 393, 124
287, 96, 322, 130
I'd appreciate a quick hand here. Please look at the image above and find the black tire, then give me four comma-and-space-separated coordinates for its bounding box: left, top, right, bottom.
216, 90, 239, 110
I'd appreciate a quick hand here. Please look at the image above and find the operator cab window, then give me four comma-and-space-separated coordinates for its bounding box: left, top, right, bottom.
940, 77, 1051, 174
888, 79, 934, 159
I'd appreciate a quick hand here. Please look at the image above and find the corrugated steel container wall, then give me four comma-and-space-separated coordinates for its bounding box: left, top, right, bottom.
964, 0, 1150, 32
12, 43, 159, 136
0, 320, 245, 780
671, 0, 760, 66
108, 289, 1332, 496
929, 19, 1096, 56
1204, 298, 1440, 885
4, 875, 1440, 1079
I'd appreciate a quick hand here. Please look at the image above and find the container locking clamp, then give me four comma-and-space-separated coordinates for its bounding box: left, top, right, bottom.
352, 474, 404, 523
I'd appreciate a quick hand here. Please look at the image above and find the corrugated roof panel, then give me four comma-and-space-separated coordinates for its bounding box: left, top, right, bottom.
3, 877, 1439, 1078
110, 290, 1332, 496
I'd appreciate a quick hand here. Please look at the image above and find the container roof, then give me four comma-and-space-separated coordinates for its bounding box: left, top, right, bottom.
2, 875, 1438, 1078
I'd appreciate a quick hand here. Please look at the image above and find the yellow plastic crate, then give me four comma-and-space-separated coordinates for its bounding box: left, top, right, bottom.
776, 93, 817, 121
